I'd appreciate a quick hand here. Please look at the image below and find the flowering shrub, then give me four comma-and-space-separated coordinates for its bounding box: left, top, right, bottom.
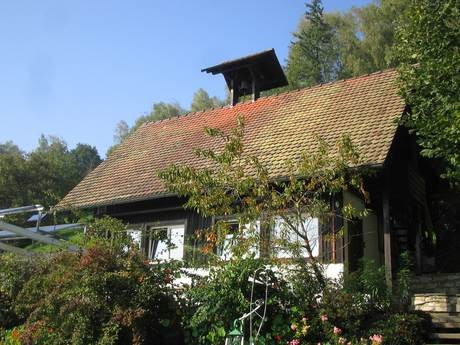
6, 244, 184, 345
0, 219, 429, 345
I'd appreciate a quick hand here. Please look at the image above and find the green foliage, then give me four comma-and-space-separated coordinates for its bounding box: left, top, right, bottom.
395, 252, 414, 308
8, 245, 183, 345
286, 0, 409, 88
0, 255, 36, 329
395, 0, 460, 182
369, 311, 431, 345
0, 142, 28, 209
24, 227, 85, 253
0, 136, 101, 211
0, 216, 186, 344
190, 89, 225, 112
131, 102, 185, 132
183, 257, 262, 344
287, 0, 339, 87
0, 248, 428, 344
0, 326, 23, 345
344, 260, 392, 312
84, 216, 132, 253
182, 257, 427, 345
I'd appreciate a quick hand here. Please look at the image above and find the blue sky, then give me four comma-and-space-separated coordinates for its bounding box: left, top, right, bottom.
0, 0, 371, 157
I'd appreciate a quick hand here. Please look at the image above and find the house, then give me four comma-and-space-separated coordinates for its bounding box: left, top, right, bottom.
59, 49, 436, 282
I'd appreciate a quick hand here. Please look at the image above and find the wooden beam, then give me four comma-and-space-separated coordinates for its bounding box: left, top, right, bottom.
231, 78, 239, 106
0, 242, 34, 257
382, 177, 392, 288
0, 221, 79, 252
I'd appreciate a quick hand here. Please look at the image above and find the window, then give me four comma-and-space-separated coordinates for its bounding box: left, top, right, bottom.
217, 220, 260, 260
272, 217, 319, 258
127, 224, 185, 261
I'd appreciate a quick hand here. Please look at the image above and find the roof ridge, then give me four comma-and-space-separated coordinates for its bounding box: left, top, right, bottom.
139, 68, 397, 129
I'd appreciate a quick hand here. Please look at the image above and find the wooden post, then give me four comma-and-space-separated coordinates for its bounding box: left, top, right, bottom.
383, 177, 393, 289
231, 78, 239, 106
415, 205, 423, 274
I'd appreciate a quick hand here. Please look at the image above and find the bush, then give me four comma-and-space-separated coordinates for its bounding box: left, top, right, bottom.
0, 327, 23, 345
369, 312, 431, 345
183, 257, 297, 345
9, 245, 184, 345
0, 217, 429, 345
0, 254, 38, 329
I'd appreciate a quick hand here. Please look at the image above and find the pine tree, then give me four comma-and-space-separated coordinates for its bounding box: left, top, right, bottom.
287, 0, 339, 87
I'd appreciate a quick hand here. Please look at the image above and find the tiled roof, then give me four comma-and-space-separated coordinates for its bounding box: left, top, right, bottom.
59, 69, 405, 209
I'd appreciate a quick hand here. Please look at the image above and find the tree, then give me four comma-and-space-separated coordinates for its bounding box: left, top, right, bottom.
286, 0, 410, 88
113, 120, 130, 145
0, 142, 27, 208
159, 116, 366, 284
107, 120, 131, 157
0, 136, 102, 210
395, 0, 460, 182
26, 136, 79, 207
70, 143, 102, 179
191, 88, 224, 112
354, 0, 409, 71
132, 102, 184, 133
107, 102, 186, 157
287, 0, 339, 88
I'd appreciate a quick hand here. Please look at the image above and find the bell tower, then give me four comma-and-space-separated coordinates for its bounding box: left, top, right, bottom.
202, 49, 288, 106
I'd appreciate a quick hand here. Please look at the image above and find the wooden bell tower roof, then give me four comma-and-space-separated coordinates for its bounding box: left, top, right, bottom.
202, 49, 288, 105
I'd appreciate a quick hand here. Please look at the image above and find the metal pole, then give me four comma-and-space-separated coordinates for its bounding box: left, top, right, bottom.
0, 220, 79, 252
0, 205, 44, 216
0, 242, 34, 257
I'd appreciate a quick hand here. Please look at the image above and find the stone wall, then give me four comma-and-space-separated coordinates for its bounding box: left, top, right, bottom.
411, 273, 460, 313
411, 273, 460, 294
412, 293, 460, 313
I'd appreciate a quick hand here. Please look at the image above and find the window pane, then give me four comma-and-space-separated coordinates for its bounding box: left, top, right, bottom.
218, 221, 259, 260
142, 225, 185, 261
126, 229, 142, 248
169, 226, 185, 260
272, 217, 319, 258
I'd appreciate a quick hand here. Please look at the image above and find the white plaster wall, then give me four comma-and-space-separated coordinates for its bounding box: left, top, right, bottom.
324, 263, 344, 280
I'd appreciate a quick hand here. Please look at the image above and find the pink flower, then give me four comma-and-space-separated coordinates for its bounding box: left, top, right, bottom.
321, 315, 328, 322
289, 340, 300, 345
370, 334, 383, 344
301, 317, 308, 323
333, 326, 342, 335
291, 323, 298, 331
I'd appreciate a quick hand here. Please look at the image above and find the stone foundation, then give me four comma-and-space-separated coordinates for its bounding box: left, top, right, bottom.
412, 293, 460, 313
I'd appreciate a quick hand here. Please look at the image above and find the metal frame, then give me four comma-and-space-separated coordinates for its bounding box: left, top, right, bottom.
0, 205, 81, 256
